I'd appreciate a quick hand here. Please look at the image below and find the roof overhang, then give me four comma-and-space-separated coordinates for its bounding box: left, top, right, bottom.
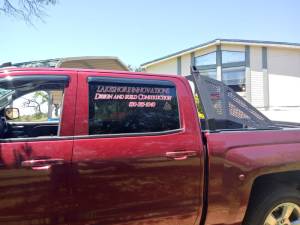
56, 56, 128, 71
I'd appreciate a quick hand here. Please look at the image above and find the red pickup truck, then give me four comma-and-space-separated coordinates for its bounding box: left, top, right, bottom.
0, 67, 300, 225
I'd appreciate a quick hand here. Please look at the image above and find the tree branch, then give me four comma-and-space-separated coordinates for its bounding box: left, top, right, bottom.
0, 0, 57, 23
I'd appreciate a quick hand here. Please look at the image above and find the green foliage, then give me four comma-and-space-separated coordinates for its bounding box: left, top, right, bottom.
127, 65, 144, 72
14, 112, 48, 122
23, 91, 49, 114
16, 91, 51, 122
194, 94, 205, 119
34, 91, 49, 105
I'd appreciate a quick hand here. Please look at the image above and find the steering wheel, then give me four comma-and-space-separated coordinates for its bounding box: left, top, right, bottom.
0, 117, 8, 138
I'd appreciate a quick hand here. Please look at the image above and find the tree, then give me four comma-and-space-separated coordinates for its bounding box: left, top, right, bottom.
0, 0, 57, 22
127, 65, 144, 72
22, 91, 49, 115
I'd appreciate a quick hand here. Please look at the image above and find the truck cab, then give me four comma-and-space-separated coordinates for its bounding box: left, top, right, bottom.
0, 68, 299, 225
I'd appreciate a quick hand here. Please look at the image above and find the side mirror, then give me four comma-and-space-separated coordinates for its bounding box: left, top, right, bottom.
5, 107, 20, 120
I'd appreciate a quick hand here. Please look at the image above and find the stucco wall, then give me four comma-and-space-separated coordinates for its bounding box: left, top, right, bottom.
145, 58, 177, 75
268, 47, 300, 107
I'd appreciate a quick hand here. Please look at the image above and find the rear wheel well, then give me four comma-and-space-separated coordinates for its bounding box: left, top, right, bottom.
250, 171, 300, 196
243, 171, 300, 224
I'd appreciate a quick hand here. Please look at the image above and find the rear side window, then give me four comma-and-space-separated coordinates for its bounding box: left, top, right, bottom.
88, 78, 180, 135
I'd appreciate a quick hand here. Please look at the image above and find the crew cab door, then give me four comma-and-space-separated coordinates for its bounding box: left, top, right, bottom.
0, 72, 77, 225
70, 72, 204, 225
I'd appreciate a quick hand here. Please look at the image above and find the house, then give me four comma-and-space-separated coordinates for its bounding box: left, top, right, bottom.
141, 39, 300, 122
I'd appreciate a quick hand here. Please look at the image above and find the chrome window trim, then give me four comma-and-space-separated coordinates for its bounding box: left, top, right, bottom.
0, 128, 184, 143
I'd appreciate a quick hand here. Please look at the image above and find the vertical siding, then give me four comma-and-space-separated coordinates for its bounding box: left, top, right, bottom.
245, 46, 251, 102
268, 47, 300, 107
181, 54, 191, 76
250, 46, 264, 107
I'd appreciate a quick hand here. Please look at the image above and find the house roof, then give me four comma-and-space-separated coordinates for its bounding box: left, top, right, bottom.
56, 56, 128, 71
141, 39, 300, 67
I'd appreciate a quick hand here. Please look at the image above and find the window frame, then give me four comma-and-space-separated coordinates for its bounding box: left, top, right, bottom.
86, 76, 183, 137
0, 75, 69, 85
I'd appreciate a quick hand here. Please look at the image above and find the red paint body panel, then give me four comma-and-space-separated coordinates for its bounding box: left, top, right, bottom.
205, 129, 300, 225
0, 140, 74, 224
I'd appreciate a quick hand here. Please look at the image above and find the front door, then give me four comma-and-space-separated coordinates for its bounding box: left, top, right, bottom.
70, 72, 204, 225
0, 72, 77, 225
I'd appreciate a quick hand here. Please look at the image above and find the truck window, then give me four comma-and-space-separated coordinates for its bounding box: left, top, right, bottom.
88, 80, 180, 135
7, 90, 63, 122
0, 76, 68, 139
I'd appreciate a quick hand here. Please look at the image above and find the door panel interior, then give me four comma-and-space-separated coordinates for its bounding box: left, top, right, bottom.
6, 121, 59, 138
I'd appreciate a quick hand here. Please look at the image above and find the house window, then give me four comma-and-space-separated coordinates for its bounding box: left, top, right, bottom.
193, 49, 247, 91
195, 52, 216, 66
199, 69, 217, 80
222, 51, 245, 64
221, 50, 246, 92
222, 67, 245, 92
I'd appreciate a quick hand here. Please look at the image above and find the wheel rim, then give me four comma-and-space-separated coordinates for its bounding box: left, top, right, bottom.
264, 202, 300, 225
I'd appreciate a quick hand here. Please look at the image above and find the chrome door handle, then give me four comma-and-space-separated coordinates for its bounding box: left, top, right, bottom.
166, 151, 197, 160
22, 158, 64, 170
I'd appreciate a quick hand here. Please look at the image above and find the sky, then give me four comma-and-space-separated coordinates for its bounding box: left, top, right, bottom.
1, 0, 300, 67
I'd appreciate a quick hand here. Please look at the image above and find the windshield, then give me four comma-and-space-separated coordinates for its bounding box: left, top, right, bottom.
0, 88, 14, 109
0, 88, 13, 97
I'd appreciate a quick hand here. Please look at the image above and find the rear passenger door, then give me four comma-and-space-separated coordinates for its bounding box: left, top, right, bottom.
71, 72, 204, 225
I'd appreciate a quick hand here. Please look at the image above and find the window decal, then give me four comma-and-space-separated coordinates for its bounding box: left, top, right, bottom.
89, 82, 180, 135
93, 85, 173, 108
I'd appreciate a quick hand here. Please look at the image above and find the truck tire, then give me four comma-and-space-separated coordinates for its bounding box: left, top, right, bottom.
243, 187, 300, 225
